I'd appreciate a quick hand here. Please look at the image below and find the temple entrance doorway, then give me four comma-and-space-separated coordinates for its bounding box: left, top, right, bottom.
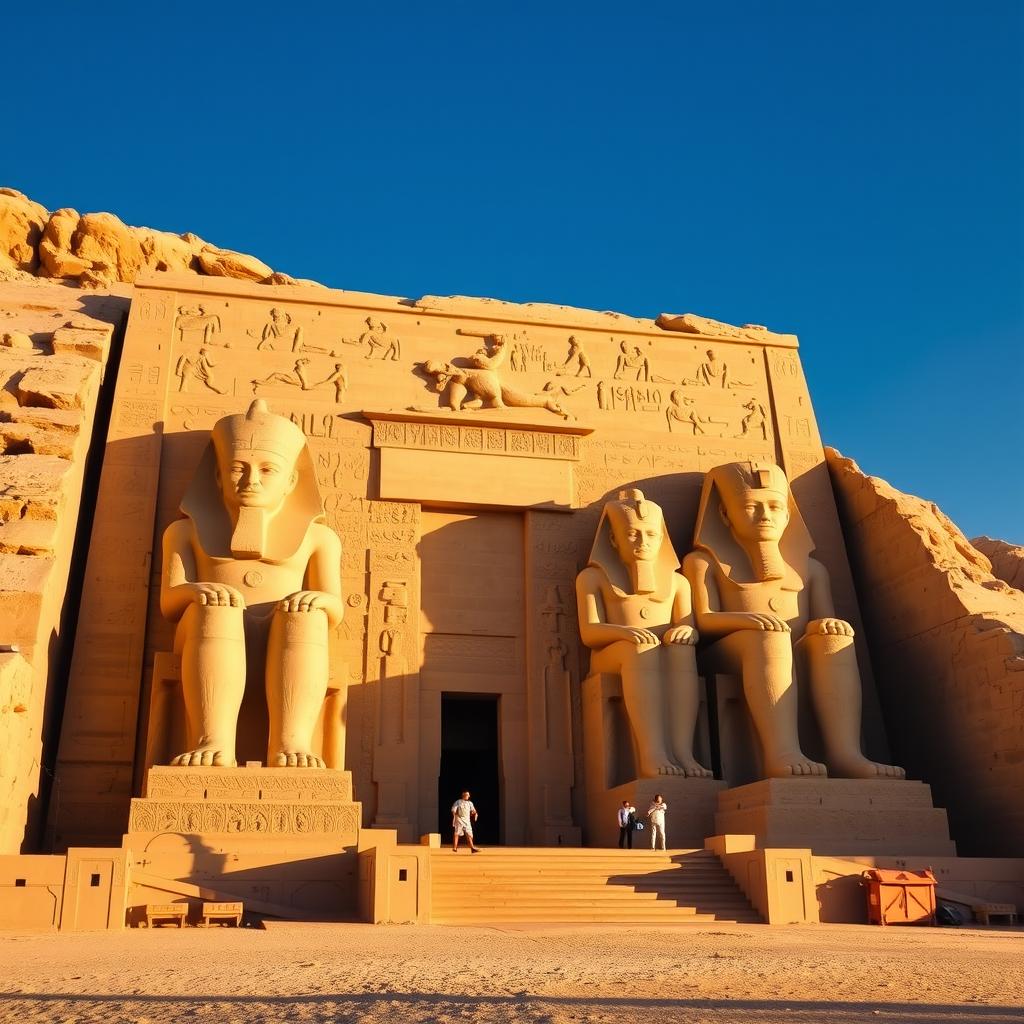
437, 694, 501, 845
418, 509, 528, 843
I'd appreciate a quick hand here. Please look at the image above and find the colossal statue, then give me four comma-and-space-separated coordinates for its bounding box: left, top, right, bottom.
576, 489, 712, 779
683, 461, 904, 780
160, 400, 343, 769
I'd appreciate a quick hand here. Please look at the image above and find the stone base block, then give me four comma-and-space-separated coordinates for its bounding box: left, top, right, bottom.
129, 767, 360, 840
714, 778, 956, 856
585, 776, 727, 849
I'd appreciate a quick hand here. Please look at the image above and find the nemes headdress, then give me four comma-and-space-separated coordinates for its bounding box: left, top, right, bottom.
587, 488, 680, 595
692, 460, 813, 583
180, 400, 324, 561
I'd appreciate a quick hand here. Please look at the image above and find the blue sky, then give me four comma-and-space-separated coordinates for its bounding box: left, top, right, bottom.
6, 2, 1022, 542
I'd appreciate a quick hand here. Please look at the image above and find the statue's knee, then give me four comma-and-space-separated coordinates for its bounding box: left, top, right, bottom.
181, 601, 244, 641
273, 607, 329, 646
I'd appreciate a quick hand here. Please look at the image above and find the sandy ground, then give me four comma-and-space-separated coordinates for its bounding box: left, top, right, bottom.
0, 921, 1022, 1024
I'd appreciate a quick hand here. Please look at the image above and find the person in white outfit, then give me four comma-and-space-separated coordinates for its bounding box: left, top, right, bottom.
647, 794, 668, 850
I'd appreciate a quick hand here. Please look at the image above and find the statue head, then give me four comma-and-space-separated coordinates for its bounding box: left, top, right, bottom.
693, 461, 813, 582
181, 400, 323, 560
588, 488, 680, 595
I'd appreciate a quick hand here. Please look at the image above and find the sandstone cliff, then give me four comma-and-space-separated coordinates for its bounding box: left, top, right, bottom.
972, 537, 1024, 592
826, 448, 1024, 856
0, 187, 319, 289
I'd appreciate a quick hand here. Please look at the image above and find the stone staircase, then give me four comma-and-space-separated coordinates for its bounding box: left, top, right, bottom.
429, 847, 761, 924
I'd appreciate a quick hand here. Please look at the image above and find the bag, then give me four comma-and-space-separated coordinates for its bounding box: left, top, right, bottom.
634, 821, 644, 831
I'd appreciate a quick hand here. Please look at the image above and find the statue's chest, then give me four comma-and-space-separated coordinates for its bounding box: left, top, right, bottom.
195, 552, 308, 602
607, 588, 674, 625
717, 573, 805, 621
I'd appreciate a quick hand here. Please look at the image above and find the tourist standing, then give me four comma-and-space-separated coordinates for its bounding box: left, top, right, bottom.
451, 790, 481, 853
617, 800, 636, 849
647, 794, 668, 850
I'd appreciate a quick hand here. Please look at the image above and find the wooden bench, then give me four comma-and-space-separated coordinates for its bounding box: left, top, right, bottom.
201, 901, 244, 927
144, 903, 188, 928
972, 902, 1017, 926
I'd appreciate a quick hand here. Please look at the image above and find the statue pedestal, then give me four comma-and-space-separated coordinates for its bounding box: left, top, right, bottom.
123, 766, 362, 921
582, 671, 724, 846
713, 778, 956, 856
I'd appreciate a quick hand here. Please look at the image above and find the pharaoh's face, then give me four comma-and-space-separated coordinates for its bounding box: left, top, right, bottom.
720, 486, 789, 544
609, 511, 664, 563
216, 447, 297, 511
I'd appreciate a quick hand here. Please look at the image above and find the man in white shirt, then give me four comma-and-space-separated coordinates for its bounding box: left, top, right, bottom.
617, 800, 636, 849
647, 795, 668, 850
451, 790, 480, 853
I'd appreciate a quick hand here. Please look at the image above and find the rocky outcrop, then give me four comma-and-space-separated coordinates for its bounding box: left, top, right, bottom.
0, 279, 126, 852
1, 188, 315, 289
826, 448, 1024, 856
973, 537, 1024, 592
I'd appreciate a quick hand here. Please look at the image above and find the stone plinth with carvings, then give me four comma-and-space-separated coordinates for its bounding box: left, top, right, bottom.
127, 766, 360, 842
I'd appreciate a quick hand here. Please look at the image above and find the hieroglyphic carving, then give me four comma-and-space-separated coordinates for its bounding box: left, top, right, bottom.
144, 768, 353, 801
252, 358, 348, 399
174, 305, 223, 347
372, 418, 581, 461
361, 317, 401, 361
598, 381, 663, 413
174, 347, 228, 394
737, 398, 770, 440
665, 390, 728, 436
557, 335, 592, 378
128, 798, 360, 835
116, 399, 161, 433
612, 340, 651, 381
689, 348, 752, 388
251, 308, 302, 352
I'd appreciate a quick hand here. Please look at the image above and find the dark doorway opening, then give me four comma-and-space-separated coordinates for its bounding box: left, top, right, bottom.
438, 694, 500, 845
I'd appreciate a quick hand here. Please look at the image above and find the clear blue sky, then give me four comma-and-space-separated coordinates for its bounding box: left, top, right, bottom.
6, 2, 1022, 542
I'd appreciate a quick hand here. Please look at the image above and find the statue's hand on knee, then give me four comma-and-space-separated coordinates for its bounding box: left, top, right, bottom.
805, 617, 854, 638
192, 583, 245, 608
662, 624, 698, 646
278, 590, 331, 614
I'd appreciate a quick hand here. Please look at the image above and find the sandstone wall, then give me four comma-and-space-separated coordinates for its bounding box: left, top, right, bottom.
826, 449, 1024, 856
0, 280, 128, 852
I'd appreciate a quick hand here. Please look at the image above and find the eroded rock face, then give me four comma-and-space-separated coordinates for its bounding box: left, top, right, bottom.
826, 448, 1024, 856
973, 537, 1024, 592
3, 187, 315, 288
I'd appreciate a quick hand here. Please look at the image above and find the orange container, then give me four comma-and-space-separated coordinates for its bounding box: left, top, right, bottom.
862, 868, 937, 926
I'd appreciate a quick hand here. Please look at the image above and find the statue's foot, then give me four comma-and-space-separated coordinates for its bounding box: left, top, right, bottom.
171, 746, 235, 767
639, 759, 684, 776
678, 760, 714, 779
766, 752, 827, 777
829, 756, 906, 780
272, 750, 326, 768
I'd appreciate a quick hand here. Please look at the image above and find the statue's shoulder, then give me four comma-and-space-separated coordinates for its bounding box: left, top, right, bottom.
575, 564, 606, 590
163, 516, 195, 545
307, 520, 342, 552
681, 549, 713, 573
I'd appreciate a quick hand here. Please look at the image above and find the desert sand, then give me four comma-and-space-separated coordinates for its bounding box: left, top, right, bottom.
1, 921, 1022, 1024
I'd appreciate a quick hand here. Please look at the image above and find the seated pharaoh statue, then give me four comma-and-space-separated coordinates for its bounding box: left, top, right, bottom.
160, 399, 343, 769
682, 461, 904, 781
576, 489, 712, 779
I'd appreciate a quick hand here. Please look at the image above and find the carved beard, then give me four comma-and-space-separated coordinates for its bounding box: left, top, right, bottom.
230, 506, 268, 559
629, 557, 658, 594
747, 541, 787, 582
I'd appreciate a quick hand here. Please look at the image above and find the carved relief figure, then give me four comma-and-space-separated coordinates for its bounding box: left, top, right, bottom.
252, 358, 315, 392
691, 348, 752, 389
254, 307, 303, 352
682, 461, 904, 779
559, 335, 593, 377
414, 334, 573, 419
665, 391, 727, 435
175, 305, 223, 347
160, 400, 343, 768
737, 399, 769, 440
613, 340, 651, 382
175, 346, 228, 395
577, 489, 712, 778
361, 317, 400, 360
